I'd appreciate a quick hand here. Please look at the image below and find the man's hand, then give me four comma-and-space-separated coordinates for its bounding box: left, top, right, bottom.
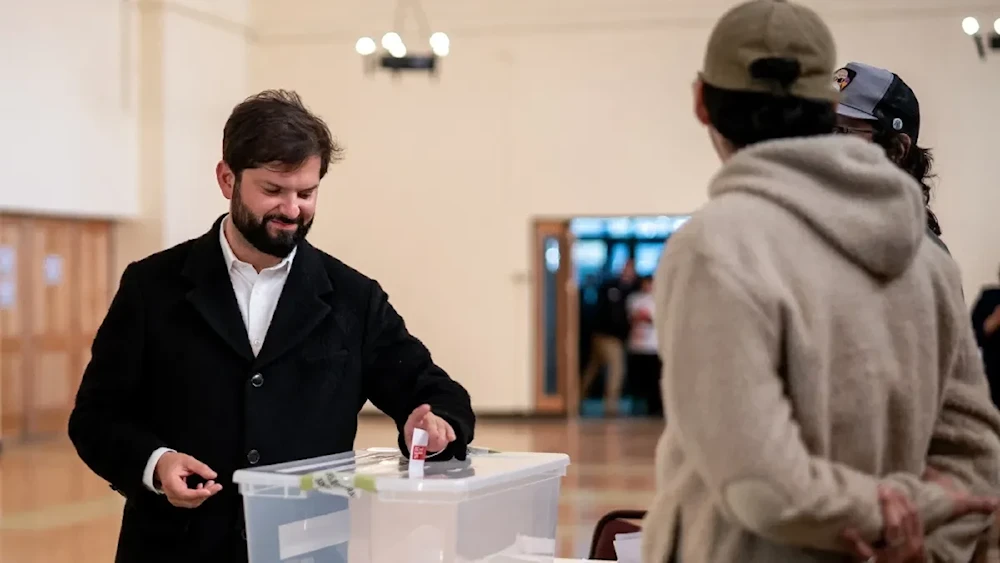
840, 473, 999, 562
841, 485, 926, 563
922, 467, 999, 517
984, 306, 1000, 336
154, 452, 222, 508
404, 404, 456, 455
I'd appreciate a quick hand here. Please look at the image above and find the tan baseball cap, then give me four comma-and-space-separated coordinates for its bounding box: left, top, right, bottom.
701, 0, 839, 103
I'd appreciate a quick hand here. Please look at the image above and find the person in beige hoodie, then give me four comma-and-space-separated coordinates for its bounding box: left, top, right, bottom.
641, 1, 1000, 562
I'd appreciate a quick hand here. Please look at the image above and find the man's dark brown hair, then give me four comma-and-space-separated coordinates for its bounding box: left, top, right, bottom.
222, 89, 343, 180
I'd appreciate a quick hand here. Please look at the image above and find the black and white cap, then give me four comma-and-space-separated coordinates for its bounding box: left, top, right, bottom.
834, 61, 921, 143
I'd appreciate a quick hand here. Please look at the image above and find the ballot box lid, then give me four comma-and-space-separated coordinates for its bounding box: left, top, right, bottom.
232, 448, 570, 500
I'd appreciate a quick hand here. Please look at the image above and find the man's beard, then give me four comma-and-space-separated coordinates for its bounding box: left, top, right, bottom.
230, 186, 312, 258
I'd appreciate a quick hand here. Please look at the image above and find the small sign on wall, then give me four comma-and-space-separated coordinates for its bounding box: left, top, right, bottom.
44, 254, 63, 286
0, 245, 14, 276
0, 280, 14, 310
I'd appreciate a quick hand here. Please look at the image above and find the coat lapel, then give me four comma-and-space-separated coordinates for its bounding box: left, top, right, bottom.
253, 241, 334, 370
182, 216, 255, 363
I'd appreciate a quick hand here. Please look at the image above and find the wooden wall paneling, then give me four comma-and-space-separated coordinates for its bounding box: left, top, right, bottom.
76, 222, 111, 404
0, 214, 112, 442
28, 217, 77, 436
0, 215, 27, 440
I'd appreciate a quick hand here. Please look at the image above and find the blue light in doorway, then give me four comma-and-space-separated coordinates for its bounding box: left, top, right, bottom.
569, 215, 691, 239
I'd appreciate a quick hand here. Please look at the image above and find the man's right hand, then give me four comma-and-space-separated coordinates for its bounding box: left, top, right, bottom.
922, 467, 999, 518
839, 474, 999, 562
154, 452, 222, 508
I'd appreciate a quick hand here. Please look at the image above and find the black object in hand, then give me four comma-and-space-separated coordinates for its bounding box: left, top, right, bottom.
185, 474, 209, 489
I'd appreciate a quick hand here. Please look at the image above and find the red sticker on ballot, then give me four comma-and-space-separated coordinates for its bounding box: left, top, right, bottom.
411, 445, 427, 460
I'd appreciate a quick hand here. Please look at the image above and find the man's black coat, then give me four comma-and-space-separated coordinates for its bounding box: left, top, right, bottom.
68, 215, 475, 562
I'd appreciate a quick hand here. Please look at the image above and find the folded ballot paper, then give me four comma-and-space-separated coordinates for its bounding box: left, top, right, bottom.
613, 530, 643, 563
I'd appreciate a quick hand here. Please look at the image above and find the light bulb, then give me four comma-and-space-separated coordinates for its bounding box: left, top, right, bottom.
962, 16, 980, 36
381, 32, 402, 50
389, 44, 407, 58
429, 32, 450, 57
355, 37, 376, 56
994, 18, 1000, 35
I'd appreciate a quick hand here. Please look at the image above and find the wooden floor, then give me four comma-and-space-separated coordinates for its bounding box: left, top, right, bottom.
0, 416, 662, 562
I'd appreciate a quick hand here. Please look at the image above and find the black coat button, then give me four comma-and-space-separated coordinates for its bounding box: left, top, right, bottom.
250, 373, 263, 387
247, 449, 260, 464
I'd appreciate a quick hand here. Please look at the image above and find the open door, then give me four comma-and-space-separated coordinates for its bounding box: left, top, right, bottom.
532, 220, 579, 416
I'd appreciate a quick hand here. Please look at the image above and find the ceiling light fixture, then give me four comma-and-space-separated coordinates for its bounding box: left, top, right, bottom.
356, 0, 448, 78
962, 15, 1000, 60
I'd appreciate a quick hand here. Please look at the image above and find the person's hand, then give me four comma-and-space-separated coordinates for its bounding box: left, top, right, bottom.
403, 404, 456, 455
922, 467, 999, 517
840, 474, 999, 562
922, 467, 961, 494
840, 485, 925, 563
154, 452, 223, 508
985, 306, 1000, 336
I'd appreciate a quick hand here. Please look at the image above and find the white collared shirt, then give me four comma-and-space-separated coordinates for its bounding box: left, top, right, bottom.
142, 215, 296, 493
217, 215, 296, 356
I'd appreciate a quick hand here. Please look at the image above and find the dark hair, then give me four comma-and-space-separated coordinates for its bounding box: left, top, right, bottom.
702, 60, 836, 149
222, 89, 344, 180
872, 128, 940, 235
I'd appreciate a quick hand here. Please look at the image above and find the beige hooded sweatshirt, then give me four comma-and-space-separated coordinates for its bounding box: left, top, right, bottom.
642, 135, 1000, 563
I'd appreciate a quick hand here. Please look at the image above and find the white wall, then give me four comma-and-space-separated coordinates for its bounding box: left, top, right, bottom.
249, 0, 1000, 412
1, 0, 250, 269
0, 0, 139, 218
161, 5, 249, 246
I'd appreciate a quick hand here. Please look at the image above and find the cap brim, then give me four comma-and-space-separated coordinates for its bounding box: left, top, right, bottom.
836, 104, 877, 121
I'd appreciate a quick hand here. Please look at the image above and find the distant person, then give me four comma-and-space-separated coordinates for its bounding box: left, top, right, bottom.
972, 265, 1000, 409
68, 90, 475, 563
833, 61, 947, 252
642, 2, 1000, 563
625, 276, 662, 418
580, 258, 636, 416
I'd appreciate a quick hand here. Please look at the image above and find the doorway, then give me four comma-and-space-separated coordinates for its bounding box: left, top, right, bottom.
532, 215, 691, 418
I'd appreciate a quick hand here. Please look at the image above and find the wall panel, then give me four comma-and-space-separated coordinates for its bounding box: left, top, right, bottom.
0, 214, 112, 441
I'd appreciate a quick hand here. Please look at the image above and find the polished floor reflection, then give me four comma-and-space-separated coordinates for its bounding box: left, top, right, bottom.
0, 417, 662, 562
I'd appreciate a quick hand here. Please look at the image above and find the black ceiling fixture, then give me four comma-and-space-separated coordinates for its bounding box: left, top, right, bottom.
963, 16, 1000, 60
354, 0, 449, 77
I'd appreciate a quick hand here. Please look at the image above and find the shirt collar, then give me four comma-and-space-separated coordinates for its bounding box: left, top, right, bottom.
219, 215, 297, 273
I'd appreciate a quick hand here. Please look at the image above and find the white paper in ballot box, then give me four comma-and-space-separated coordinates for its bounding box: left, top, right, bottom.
233, 447, 570, 563
612, 530, 642, 563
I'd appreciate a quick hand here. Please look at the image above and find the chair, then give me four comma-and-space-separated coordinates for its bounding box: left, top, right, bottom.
588, 509, 647, 560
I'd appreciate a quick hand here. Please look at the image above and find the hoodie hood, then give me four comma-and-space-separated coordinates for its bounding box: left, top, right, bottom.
709, 135, 927, 280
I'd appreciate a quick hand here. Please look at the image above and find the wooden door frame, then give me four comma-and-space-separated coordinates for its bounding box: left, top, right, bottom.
531, 219, 580, 418
531, 213, 693, 418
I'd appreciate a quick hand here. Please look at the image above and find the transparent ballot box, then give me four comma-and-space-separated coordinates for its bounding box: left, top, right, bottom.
232, 448, 571, 563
